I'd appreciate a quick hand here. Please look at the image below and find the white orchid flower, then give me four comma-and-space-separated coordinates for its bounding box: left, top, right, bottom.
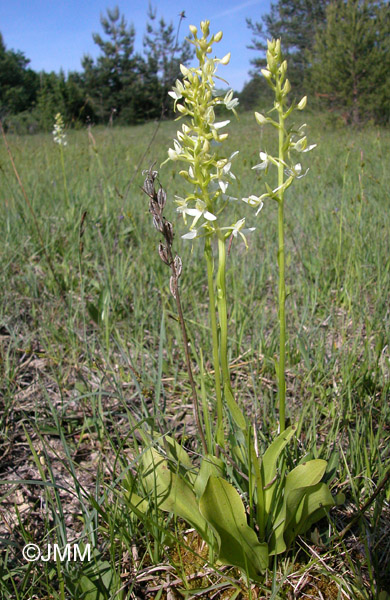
284, 163, 309, 179
221, 218, 256, 249
252, 151, 270, 171
223, 89, 239, 111
242, 194, 265, 215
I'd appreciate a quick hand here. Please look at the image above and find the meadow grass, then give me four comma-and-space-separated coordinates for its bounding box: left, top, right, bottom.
0, 112, 389, 598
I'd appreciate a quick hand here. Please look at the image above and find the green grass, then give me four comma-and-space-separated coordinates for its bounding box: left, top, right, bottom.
0, 112, 389, 599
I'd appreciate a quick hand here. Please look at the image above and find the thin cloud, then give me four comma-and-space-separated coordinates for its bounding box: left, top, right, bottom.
211, 0, 261, 19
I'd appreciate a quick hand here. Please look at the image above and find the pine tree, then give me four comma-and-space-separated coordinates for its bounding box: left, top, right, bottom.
83, 6, 137, 123
247, 0, 329, 92
309, 0, 390, 124
142, 5, 193, 118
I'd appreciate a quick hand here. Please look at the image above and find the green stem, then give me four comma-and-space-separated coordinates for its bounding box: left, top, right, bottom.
59, 146, 70, 210
205, 237, 224, 449
277, 109, 286, 433
216, 236, 231, 391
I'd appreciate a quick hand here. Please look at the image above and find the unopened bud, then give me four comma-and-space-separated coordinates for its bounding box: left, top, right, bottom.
180, 64, 190, 77
220, 53, 231, 65
279, 60, 288, 77
255, 112, 268, 126
214, 31, 223, 42
261, 69, 272, 81
275, 39, 281, 59
200, 20, 210, 36
282, 79, 291, 96
189, 24, 197, 36
176, 104, 187, 114
297, 96, 307, 110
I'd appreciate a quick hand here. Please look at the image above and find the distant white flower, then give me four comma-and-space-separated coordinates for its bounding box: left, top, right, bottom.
53, 113, 67, 146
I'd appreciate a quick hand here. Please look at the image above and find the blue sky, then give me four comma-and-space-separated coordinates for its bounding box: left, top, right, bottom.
0, 0, 271, 91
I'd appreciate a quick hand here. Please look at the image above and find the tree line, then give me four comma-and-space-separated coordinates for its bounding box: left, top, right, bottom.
243, 0, 390, 125
1, 0, 389, 132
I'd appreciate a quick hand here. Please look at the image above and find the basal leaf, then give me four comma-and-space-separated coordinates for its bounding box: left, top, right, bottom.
142, 448, 211, 544
260, 425, 296, 516
199, 476, 268, 579
284, 482, 334, 545
224, 383, 247, 430
194, 455, 225, 499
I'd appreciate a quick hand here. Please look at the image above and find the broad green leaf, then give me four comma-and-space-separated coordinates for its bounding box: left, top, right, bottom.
261, 425, 296, 515
285, 459, 327, 495
199, 476, 268, 579
78, 553, 120, 600
269, 459, 329, 555
194, 455, 225, 499
152, 432, 197, 486
285, 482, 334, 545
142, 448, 211, 544
224, 383, 247, 430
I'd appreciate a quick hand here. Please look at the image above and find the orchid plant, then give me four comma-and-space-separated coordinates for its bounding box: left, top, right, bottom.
53, 112, 70, 209
129, 23, 335, 582
244, 39, 317, 432
164, 20, 254, 449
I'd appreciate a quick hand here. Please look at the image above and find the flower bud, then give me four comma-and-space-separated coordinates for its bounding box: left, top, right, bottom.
189, 24, 197, 36
219, 52, 231, 65
261, 68, 272, 81
255, 112, 268, 125
200, 20, 210, 36
180, 64, 190, 77
176, 104, 187, 114
282, 79, 291, 96
275, 39, 281, 60
297, 96, 307, 110
214, 31, 223, 42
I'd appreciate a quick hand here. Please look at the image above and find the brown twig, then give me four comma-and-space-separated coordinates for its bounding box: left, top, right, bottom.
142, 167, 208, 455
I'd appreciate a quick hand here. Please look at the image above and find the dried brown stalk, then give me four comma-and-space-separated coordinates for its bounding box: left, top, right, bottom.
142, 167, 208, 454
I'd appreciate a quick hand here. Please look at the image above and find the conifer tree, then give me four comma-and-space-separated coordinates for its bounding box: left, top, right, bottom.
82, 6, 137, 122
310, 0, 390, 124
247, 0, 329, 92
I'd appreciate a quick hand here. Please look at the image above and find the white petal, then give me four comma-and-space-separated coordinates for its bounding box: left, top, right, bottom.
219, 181, 228, 193
204, 211, 217, 221
214, 120, 230, 130
185, 208, 202, 217
182, 230, 198, 239
255, 201, 264, 215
